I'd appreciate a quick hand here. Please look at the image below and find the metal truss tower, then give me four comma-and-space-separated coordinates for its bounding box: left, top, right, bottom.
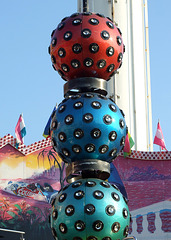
78, 0, 153, 151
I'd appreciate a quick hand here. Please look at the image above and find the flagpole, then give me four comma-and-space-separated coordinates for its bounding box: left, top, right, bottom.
158, 119, 161, 152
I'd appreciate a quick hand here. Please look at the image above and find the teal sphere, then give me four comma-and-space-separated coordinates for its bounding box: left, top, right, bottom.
50, 178, 130, 240
51, 93, 127, 163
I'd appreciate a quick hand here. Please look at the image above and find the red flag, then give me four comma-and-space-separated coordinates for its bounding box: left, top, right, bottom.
153, 121, 167, 150
15, 114, 26, 145
123, 133, 130, 153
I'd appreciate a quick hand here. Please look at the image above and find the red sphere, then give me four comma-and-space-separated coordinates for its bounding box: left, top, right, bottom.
49, 12, 125, 81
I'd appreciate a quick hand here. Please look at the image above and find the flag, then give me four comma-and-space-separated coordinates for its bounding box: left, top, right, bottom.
43, 104, 57, 138
153, 121, 167, 150
15, 114, 26, 147
123, 132, 134, 157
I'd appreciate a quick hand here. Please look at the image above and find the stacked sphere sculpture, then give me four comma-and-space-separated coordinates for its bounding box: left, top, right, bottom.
48, 10, 130, 240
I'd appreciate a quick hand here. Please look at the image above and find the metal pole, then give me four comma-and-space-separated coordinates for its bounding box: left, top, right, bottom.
112, 0, 115, 21
0, 228, 25, 240
128, 0, 138, 150
144, 0, 153, 151
83, 0, 89, 12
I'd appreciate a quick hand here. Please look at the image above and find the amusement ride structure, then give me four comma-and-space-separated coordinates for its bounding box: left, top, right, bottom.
1, 1, 171, 240
48, 0, 134, 239
77, 0, 153, 152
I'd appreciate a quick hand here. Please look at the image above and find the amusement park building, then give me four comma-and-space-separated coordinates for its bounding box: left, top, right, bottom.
0, 134, 170, 239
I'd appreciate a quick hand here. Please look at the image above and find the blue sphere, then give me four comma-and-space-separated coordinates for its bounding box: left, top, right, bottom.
50, 93, 127, 163
50, 178, 130, 240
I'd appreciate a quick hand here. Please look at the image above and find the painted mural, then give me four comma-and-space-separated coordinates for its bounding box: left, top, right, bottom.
113, 152, 171, 240
0, 134, 171, 239
0, 135, 62, 240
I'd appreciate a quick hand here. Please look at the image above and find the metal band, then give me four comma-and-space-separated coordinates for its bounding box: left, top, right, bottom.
64, 77, 108, 97
66, 159, 110, 183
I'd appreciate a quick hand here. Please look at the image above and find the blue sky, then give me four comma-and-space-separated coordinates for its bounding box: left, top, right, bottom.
0, 0, 170, 151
